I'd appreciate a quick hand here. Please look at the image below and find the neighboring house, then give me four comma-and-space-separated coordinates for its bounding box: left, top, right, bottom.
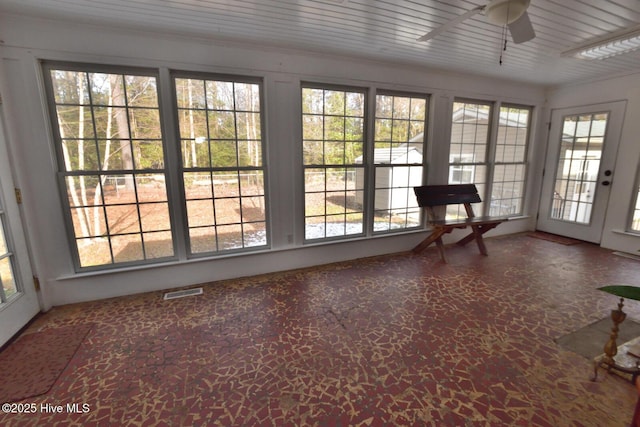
355, 105, 532, 220
450, 105, 530, 217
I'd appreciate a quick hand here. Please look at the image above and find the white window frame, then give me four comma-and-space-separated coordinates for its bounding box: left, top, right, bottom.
490, 104, 532, 217
301, 83, 367, 241
42, 62, 269, 272
448, 99, 532, 219
301, 83, 430, 242
372, 90, 428, 234
172, 72, 269, 257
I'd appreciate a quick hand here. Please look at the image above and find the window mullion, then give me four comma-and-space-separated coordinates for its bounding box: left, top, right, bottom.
485, 101, 500, 216
159, 67, 187, 261
364, 87, 376, 237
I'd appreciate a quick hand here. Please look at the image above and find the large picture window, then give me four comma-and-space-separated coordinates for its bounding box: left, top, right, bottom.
45, 65, 174, 269
490, 105, 531, 216
302, 85, 429, 242
448, 100, 531, 219
448, 100, 491, 218
372, 92, 426, 232
174, 75, 267, 255
302, 85, 365, 240
44, 63, 269, 271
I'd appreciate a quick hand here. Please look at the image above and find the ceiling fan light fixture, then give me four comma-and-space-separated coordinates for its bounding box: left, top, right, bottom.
485, 0, 530, 25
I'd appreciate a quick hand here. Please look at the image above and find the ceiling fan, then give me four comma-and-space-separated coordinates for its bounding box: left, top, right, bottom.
417, 0, 536, 44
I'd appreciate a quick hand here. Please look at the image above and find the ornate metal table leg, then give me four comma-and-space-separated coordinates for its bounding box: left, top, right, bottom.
592, 298, 627, 381
603, 297, 626, 364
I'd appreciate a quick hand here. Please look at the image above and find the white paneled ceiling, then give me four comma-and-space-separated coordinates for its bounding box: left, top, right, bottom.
1, 0, 640, 86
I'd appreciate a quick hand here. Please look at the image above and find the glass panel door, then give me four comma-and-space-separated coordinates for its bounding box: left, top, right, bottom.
550, 113, 607, 224
0, 106, 40, 347
537, 102, 626, 243
0, 202, 19, 303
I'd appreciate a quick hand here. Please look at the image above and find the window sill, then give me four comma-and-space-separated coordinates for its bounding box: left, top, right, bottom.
611, 229, 640, 238
56, 247, 276, 281
56, 215, 533, 281
55, 229, 426, 281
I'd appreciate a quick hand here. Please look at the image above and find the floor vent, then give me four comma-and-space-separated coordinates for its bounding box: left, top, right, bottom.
613, 251, 640, 262
163, 287, 203, 300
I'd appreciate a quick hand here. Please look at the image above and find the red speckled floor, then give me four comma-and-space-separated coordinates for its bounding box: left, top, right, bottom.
2, 233, 640, 426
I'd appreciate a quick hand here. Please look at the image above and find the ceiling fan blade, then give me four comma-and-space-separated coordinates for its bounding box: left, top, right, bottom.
508, 11, 535, 44
417, 5, 485, 42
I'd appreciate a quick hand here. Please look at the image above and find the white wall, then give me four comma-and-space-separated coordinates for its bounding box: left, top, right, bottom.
545, 74, 640, 255
0, 14, 546, 308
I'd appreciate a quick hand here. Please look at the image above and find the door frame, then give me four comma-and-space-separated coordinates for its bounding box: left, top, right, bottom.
0, 104, 40, 347
536, 101, 626, 243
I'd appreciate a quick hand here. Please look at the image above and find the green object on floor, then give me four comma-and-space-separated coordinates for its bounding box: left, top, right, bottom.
598, 285, 640, 301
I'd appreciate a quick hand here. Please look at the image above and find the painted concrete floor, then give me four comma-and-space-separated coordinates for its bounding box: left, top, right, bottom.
2, 233, 640, 426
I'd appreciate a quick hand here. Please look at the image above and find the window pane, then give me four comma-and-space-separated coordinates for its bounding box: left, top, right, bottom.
211, 140, 238, 168
112, 234, 143, 263
244, 222, 267, 247
51, 70, 91, 105
217, 224, 243, 250
215, 198, 241, 224
448, 101, 492, 218
176, 76, 268, 255
214, 172, 240, 197
240, 171, 264, 196
450, 102, 490, 163
325, 90, 345, 115
209, 111, 236, 139
143, 231, 174, 259
206, 81, 235, 110
0, 256, 18, 301
56, 105, 96, 140
62, 139, 100, 171
491, 164, 526, 216
235, 83, 260, 111
551, 113, 607, 224
47, 66, 174, 269
139, 202, 171, 232
0, 221, 7, 254
187, 199, 215, 227
238, 140, 262, 167
303, 86, 366, 241
0, 205, 19, 302
372, 93, 427, 234
490, 106, 531, 217
189, 227, 217, 254
129, 108, 161, 139
125, 75, 159, 107
175, 78, 206, 109
631, 183, 640, 232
